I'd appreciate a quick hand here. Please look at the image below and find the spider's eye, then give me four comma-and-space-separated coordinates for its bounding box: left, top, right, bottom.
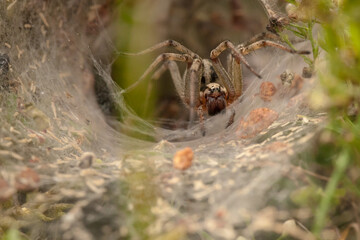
203, 88, 211, 98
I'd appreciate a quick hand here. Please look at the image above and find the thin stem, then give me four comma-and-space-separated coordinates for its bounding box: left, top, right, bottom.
313, 148, 351, 237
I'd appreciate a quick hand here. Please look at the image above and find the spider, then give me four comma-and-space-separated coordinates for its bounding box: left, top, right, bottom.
121, 35, 310, 134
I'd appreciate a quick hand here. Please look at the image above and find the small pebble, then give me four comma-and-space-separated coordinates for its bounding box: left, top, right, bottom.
173, 147, 193, 170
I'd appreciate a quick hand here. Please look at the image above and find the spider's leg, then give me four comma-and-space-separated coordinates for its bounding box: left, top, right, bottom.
226, 107, 236, 129
226, 54, 233, 76
210, 57, 236, 101
210, 42, 236, 101
143, 60, 188, 115
141, 63, 168, 116
210, 40, 259, 102
237, 31, 279, 49
118, 40, 199, 59
226, 55, 243, 103
121, 53, 192, 94
186, 58, 202, 126
197, 106, 206, 136
230, 55, 243, 99
211, 40, 262, 80
155, 61, 187, 105
240, 40, 311, 56
154, 59, 202, 127
166, 61, 187, 104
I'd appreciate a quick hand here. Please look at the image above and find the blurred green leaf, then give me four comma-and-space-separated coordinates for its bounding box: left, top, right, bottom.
290, 185, 323, 208
1, 229, 24, 240
313, 149, 351, 237
285, 0, 299, 7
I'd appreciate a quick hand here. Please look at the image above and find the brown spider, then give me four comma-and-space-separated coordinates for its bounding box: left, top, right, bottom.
121, 37, 310, 134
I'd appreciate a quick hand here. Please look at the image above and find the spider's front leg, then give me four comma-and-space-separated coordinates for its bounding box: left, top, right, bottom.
118, 40, 199, 59
121, 53, 193, 94
211, 40, 261, 79
210, 40, 262, 102
197, 106, 206, 136
150, 60, 187, 106
142, 61, 185, 115
240, 40, 311, 56
185, 58, 203, 127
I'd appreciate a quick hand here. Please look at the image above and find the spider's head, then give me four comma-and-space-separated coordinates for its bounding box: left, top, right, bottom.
203, 83, 228, 116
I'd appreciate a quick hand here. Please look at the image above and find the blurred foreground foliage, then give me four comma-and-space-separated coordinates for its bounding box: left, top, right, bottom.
0, 229, 24, 240
288, 0, 360, 238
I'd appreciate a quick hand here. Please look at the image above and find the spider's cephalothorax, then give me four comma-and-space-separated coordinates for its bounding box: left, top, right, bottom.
202, 83, 228, 116
201, 59, 218, 84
